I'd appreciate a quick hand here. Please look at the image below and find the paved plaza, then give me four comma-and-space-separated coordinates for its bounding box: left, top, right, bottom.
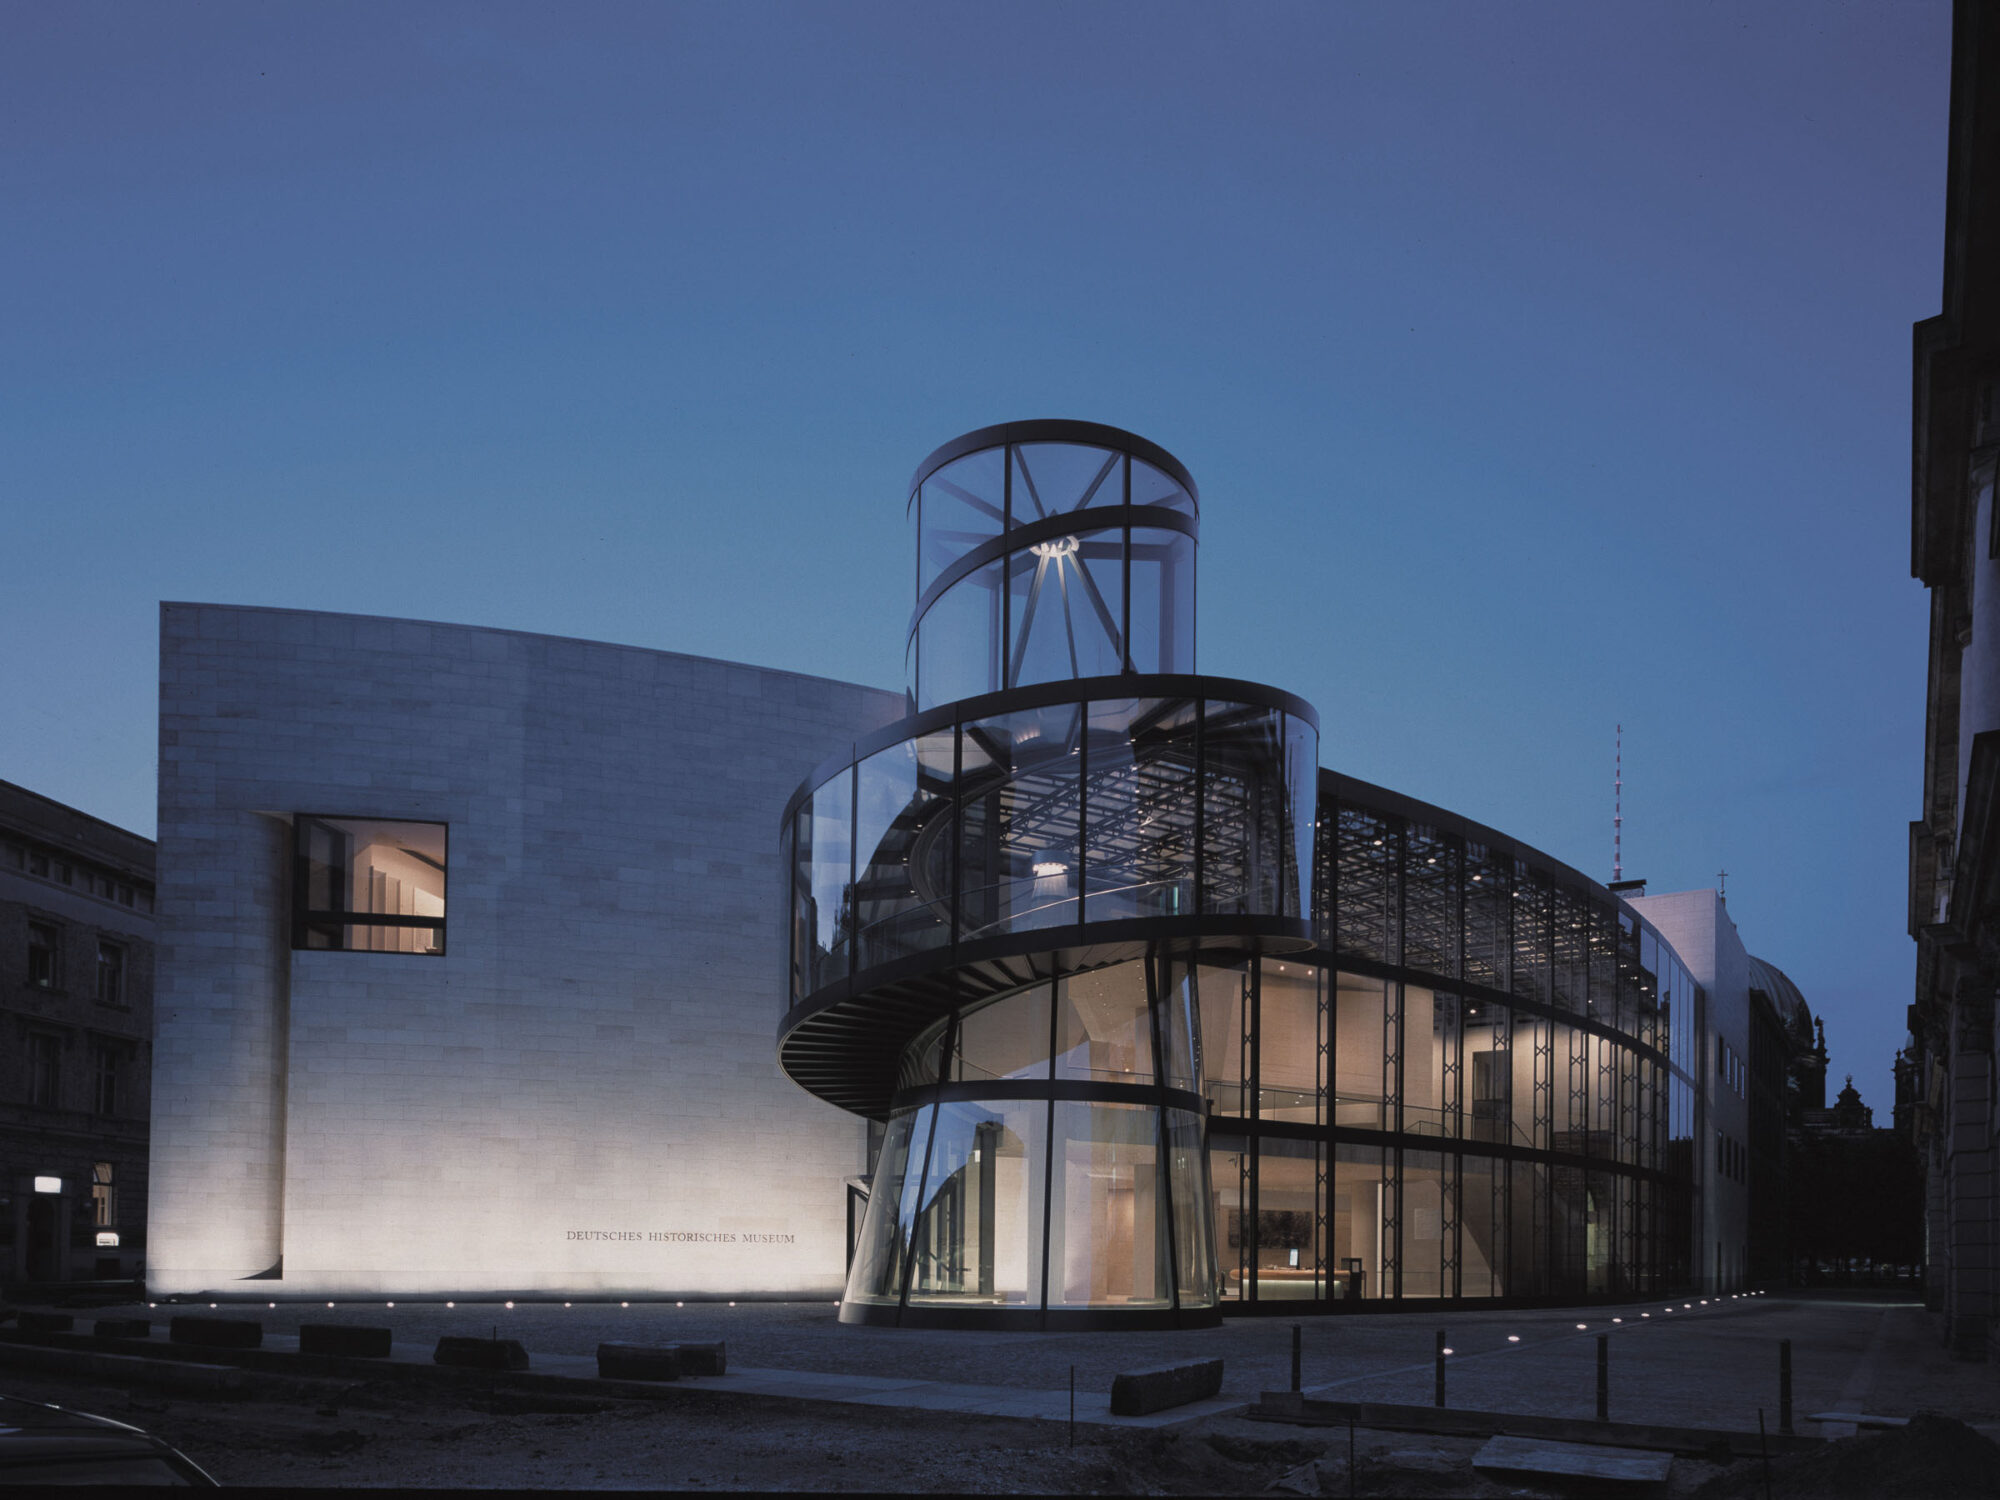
88, 1287, 2000, 1435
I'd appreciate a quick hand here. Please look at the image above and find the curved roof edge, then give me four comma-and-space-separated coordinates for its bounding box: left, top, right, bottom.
1747, 954, 1812, 1031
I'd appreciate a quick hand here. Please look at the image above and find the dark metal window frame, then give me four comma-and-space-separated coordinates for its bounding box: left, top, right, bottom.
291, 814, 449, 956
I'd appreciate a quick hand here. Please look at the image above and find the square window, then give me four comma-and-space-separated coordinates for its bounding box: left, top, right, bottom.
293, 816, 447, 955
27, 922, 60, 988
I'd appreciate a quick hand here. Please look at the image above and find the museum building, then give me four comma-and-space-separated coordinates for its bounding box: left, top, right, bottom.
150, 421, 1761, 1316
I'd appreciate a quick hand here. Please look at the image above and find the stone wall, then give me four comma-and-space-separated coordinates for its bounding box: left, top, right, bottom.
150, 603, 902, 1296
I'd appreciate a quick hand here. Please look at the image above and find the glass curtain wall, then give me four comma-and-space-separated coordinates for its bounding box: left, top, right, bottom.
784, 692, 1317, 1006
1204, 774, 1698, 1311
844, 953, 1214, 1322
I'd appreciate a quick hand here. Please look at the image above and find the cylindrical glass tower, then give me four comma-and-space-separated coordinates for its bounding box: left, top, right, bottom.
781, 421, 1318, 1329
907, 422, 1199, 709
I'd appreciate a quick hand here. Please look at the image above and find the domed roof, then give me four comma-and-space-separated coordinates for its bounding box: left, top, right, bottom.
1747, 954, 1811, 1034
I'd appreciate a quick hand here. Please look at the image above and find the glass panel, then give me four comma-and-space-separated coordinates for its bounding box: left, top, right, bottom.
1557, 1021, 1591, 1155
1461, 1152, 1504, 1297
1201, 702, 1287, 916
1552, 883, 1590, 1013
1336, 805, 1400, 963
1158, 955, 1199, 1092
1055, 962, 1153, 1086
899, 1020, 947, 1093
1049, 1101, 1169, 1308
1583, 1168, 1615, 1297
1402, 985, 1458, 1140
1588, 902, 1618, 1024
906, 1098, 1049, 1309
1005, 526, 1123, 689
1010, 442, 1121, 521
1254, 1138, 1322, 1301
1130, 456, 1195, 516
1401, 1150, 1446, 1299
920, 447, 1005, 595
1330, 1143, 1385, 1301
1516, 1008, 1550, 1151
958, 703, 1082, 939
787, 811, 809, 1004
808, 771, 853, 991
844, 1106, 928, 1306
1511, 864, 1551, 1006
1464, 842, 1510, 992
1403, 824, 1458, 978
1082, 697, 1198, 922
952, 985, 1053, 1083
1283, 715, 1317, 921
1129, 527, 1195, 675
1165, 1107, 1215, 1308
852, 732, 956, 972
1210, 1135, 1248, 1302
1258, 960, 1320, 1123
1200, 963, 1248, 1117
1465, 997, 1514, 1145
1553, 1159, 1588, 1298
917, 559, 1003, 711
1332, 972, 1389, 1131
1509, 1158, 1548, 1298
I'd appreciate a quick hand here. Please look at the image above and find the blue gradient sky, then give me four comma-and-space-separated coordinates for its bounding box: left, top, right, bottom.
2, 3, 1949, 1110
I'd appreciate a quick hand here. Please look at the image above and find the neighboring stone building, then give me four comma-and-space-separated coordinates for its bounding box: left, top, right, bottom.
1908, 0, 2000, 1361
0, 779, 154, 1290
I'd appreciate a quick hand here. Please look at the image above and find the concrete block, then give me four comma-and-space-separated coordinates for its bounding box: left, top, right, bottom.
16, 1312, 74, 1334
434, 1335, 529, 1371
170, 1315, 262, 1349
298, 1323, 393, 1358
596, 1342, 680, 1381
1109, 1358, 1223, 1416
668, 1340, 727, 1376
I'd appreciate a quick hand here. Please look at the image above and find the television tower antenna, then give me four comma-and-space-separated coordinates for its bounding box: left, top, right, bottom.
1613, 724, 1622, 883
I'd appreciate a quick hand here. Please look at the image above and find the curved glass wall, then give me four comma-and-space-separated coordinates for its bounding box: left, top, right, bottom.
842, 955, 1214, 1325
783, 685, 1317, 1006
909, 432, 1198, 711
1196, 772, 1699, 1311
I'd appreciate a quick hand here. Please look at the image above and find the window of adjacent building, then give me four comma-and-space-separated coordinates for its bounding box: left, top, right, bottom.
29, 1034, 60, 1106
95, 942, 124, 1006
293, 816, 447, 955
91, 1162, 115, 1227
93, 1044, 120, 1116
27, 921, 60, 988
27, 850, 48, 878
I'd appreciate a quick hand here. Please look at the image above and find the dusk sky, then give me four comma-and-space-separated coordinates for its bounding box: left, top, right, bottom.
3, 2, 1950, 1112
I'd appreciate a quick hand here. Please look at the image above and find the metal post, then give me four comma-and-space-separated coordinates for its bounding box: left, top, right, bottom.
1069, 1364, 1076, 1447
1596, 1334, 1608, 1422
1292, 1324, 1302, 1392
1434, 1330, 1446, 1408
1778, 1339, 1793, 1435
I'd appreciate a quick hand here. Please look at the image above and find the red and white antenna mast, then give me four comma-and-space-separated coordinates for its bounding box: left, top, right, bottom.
1613, 724, 1623, 883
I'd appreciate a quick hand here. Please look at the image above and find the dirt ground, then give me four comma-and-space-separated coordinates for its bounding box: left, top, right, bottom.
17, 1363, 1995, 1494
